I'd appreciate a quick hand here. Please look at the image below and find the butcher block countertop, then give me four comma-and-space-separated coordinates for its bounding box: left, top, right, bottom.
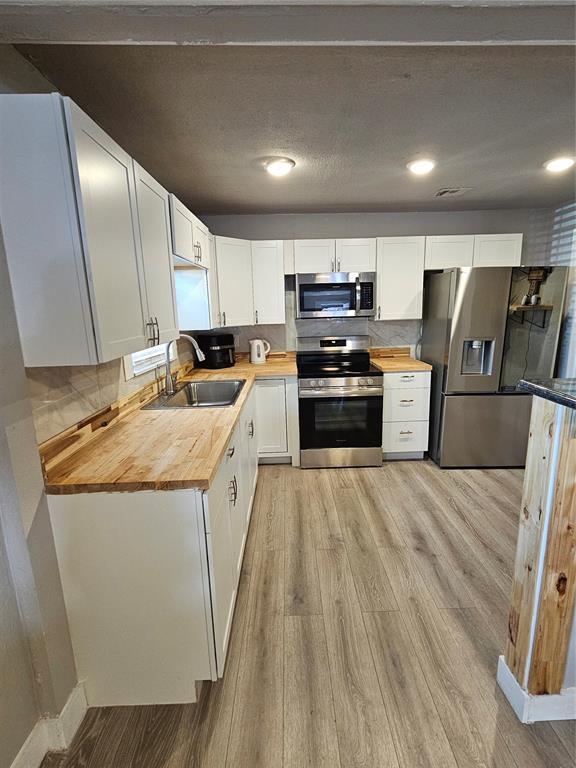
43, 350, 429, 495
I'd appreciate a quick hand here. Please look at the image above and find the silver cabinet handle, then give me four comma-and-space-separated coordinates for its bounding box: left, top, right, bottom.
233, 475, 238, 505
222, 311, 226, 326
399, 430, 414, 435
401, 375, 415, 380
146, 317, 156, 345
255, 309, 259, 324
330, 258, 334, 271
377, 306, 381, 320
337, 258, 341, 271
248, 419, 254, 438
227, 445, 235, 458
228, 480, 235, 503
399, 399, 414, 403
154, 316, 159, 345
198, 243, 203, 262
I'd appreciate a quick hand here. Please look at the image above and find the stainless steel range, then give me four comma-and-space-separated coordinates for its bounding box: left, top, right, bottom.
297, 336, 383, 468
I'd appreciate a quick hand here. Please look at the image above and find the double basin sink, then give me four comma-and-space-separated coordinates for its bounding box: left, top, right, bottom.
143, 379, 245, 410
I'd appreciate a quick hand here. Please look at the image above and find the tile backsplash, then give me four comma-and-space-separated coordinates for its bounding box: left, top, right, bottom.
26, 284, 421, 444
27, 340, 194, 444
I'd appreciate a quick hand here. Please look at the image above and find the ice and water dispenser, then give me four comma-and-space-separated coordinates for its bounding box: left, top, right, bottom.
461, 339, 495, 376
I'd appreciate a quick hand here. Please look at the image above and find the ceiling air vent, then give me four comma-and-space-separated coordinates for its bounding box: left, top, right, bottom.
434, 187, 473, 198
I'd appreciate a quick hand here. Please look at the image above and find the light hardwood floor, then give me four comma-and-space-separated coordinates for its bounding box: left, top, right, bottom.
43, 462, 575, 768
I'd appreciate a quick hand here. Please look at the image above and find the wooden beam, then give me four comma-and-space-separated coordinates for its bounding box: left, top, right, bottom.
528, 406, 576, 694
505, 396, 558, 685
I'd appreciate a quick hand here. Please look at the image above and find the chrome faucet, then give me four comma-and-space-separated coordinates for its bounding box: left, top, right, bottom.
165, 334, 206, 396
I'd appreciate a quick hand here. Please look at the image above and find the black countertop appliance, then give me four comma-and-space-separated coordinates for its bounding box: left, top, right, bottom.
195, 332, 236, 369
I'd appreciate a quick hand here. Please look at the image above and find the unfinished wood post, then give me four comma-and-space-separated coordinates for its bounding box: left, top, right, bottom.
499, 394, 576, 721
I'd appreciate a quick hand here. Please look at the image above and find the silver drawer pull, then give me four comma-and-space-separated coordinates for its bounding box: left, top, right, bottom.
227, 446, 235, 458
399, 399, 414, 403
400, 375, 415, 379
399, 430, 414, 435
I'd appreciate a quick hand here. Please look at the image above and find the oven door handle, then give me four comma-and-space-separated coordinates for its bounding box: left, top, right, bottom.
299, 387, 384, 398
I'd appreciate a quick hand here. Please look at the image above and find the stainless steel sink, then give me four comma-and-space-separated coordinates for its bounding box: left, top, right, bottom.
143, 379, 245, 409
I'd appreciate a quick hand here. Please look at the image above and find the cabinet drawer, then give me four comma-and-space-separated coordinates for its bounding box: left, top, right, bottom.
383, 371, 430, 390
383, 421, 429, 453
383, 388, 430, 422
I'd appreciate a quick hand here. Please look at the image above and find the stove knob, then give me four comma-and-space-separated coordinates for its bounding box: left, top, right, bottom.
358, 378, 366, 386
318, 379, 325, 387
310, 380, 317, 388
367, 377, 374, 385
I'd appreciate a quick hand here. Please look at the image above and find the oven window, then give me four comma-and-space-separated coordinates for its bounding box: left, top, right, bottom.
299, 284, 355, 314
299, 396, 382, 450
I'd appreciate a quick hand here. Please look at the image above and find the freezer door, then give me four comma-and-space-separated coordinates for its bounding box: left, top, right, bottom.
437, 393, 532, 468
446, 267, 512, 393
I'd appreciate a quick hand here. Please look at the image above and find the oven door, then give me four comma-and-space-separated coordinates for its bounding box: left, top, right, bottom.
296, 273, 375, 318
299, 393, 383, 450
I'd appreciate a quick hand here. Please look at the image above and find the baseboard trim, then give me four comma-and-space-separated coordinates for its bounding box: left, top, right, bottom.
497, 656, 576, 723
10, 682, 87, 768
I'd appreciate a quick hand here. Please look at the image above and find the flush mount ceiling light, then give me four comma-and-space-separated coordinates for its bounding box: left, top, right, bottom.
543, 156, 575, 173
407, 158, 436, 176
265, 158, 296, 177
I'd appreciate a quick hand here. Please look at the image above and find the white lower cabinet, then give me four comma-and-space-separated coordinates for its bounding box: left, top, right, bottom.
255, 378, 288, 454
382, 371, 431, 458
383, 420, 429, 453
48, 387, 260, 706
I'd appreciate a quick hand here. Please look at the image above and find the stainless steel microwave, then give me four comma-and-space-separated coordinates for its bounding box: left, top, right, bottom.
296, 272, 376, 319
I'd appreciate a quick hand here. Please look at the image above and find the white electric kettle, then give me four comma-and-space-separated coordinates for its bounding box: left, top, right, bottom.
249, 338, 270, 364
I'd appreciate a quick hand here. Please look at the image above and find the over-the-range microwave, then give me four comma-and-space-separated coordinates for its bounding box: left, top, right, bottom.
296, 272, 376, 319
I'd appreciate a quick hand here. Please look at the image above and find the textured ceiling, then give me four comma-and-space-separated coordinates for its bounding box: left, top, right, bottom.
18, 44, 576, 214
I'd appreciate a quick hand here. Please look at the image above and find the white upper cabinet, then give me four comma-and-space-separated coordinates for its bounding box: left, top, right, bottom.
66, 100, 149, 362
424, 235, 475, 270
169, 194, 211, 268
174, 235, 221, 331
425, 233, 523, 269
215, 237, 255, 327
294, 239, 336, 273
473, 233, 523, 266
251, 241, 286, 325
133, 163, 178, 345
335, 238, 376, 272
376, 237, 425, 320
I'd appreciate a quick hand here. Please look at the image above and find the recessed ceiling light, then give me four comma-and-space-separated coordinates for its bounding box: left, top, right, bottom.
407, 158, 436, 176
265, 158, 296, 177
543, 156, 575, 173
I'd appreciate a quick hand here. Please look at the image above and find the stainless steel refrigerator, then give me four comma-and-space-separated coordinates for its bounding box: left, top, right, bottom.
421, 266, 567, 468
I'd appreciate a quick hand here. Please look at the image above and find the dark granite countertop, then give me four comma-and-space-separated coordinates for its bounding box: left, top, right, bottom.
517, 378, 576, 410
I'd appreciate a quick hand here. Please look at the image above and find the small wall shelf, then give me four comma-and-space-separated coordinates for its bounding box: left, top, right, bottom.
509, 304, 553, 329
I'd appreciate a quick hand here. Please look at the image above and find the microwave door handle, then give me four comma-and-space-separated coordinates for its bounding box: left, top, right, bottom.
355, 277, 362, 312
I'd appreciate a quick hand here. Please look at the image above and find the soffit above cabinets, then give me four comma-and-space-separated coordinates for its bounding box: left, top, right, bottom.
16, 45, 575, 213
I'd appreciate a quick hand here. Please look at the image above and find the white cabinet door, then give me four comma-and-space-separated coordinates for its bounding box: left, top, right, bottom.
376, 237, 425, 320
473, 233, 523, 267
215, 236, 254, 327
294, 239, 336, 273
206, 482, 236, 676
66, 100, 147, 362
335, 238, 376, 272
207, 235, 221, 327
133, 163, 178, 345
194, 221, 211, 269
169, 195, 195, 264
251, 240, 286, 325
424, 235, 474, 270
255, 379, 288, 454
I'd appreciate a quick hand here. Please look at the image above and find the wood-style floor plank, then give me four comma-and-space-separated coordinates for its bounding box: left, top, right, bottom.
316, 549, 400, 768
284, 615, 341, 768
332, 488, 398, 611
364, 610, 459, 768
285, 548, 322, 615
226, 549, 284, 768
